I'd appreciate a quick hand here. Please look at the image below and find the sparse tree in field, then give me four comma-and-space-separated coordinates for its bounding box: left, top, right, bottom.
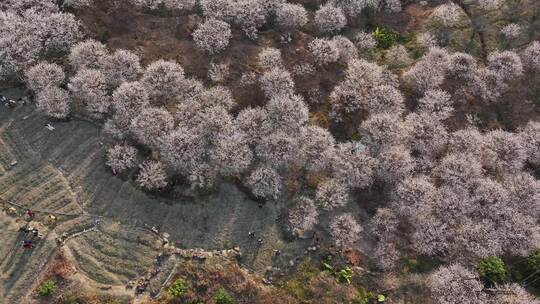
486, 50, 523, 82
130, 107, 174, 148
521, 121, 540, 166
314, 4, 347, 34
25, 62, 65, 92
68, 39, 109, 70
358, 113, 411, 153
427, 264, 486, 304
500, 23, 521, 40
68, 68, 110, 117
315, 178, 350, 210
141, 60, 185, 103
402, 47, 450, 94
245, 165, 283, 200
193, 18, 232, 54
101, 49, 142, 88
36, 86, 71, 119
259, 68, 295, 98
482, 129, 527, 173
332, 36, 358, 63
286, 196, 319, 238
376, 145, 415, 184
309, 38, 341, 66
106, 144, 138, 173
417, 90, 453, 121
522, 41, 540, 72
136, 160, 168, 190
329, 213, 362, 249
111, 81, 150, 124
257, 47, 283, 70
275, 3, 308, 32
434, 153, 483, 186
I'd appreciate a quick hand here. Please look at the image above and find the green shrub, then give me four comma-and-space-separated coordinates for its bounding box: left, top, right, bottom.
373, 27, 399, 49
214, 288, 235, 304
352, 287, 375, 304
527, 250, 540, 273
477, 257, 506, 283
168, 278, 190, 298
336, 267, 354, 284
37, 280, 57, 297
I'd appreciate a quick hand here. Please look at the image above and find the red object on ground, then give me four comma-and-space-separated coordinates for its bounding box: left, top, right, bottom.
26, 209, 34, 218
23, 241, 33, 249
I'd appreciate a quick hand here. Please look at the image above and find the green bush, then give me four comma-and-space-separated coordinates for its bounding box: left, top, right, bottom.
527, 250, 540, 273
352, 287, 375, 304
214, 288, 235, 304
37, 280, 57, 297
168, 278, 190, 298
477, 257, 506, 283
336, 267, 354, 284
372, 27, 399, 49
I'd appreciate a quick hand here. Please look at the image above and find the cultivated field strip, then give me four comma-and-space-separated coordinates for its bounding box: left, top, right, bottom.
0, 163, 83, 217
0, 211, 57, 303
65, 222, 161, 285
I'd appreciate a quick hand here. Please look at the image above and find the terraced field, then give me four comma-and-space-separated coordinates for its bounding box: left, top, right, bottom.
0, 101, 306, 302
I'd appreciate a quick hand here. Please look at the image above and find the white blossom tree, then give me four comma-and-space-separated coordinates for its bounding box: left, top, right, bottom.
329, 213, 362, 249
25, 62, 65, 93
106, 144, 138, 173
193, 18, 232, 54
244, 165, 283, 200
36, 86, 71, 119
314, 4, 347, 34
136, 160, 168, 190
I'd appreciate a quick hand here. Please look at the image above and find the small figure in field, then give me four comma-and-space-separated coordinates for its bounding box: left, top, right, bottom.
25, 209, 34, 219
22, 240, 33, 249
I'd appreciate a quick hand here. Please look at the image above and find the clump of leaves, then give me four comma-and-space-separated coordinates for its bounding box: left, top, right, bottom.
352, 287, 375, 304
373, 27, 399, 49
322, 260, 354, 284
168, 278, 190, 298
37, 280, 57, 297
477, 257, 506, 284
214, 288, 235, 304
